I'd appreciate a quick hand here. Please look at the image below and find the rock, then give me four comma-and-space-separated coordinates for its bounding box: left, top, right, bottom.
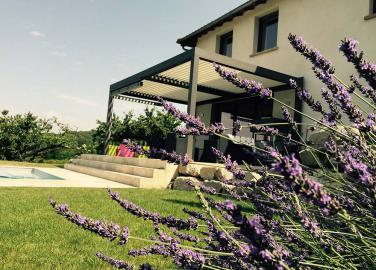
300, 149, 318, 167
300, 149, 328, 168
215, 168, 233, 181
199, 167, 217, 180
178, 164, 200, 177
243, 171, 262, 182
173, 177, 200, 191
309, 131, 331, 148
203, 180, 223, 193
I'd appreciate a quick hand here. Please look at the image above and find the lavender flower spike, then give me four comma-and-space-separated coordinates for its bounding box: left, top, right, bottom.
211, 147, 246, 180
214, 63, 272, 98
288, 33, 335, 73
173, 248, 206, 270
49, 199, 121, 241
272, 154, 340, 215
96, 252, 134, 270
289, 79, 324, 113
108, 189, 198, 230
281, 106, 297, 129
339, 38, 376, 89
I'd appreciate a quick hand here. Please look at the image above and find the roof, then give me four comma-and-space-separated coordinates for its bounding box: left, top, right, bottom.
177, 0, 267, 48
110, 47, 297, 106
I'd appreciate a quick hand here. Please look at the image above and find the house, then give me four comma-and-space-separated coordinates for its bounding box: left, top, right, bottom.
105, 0, 376, 162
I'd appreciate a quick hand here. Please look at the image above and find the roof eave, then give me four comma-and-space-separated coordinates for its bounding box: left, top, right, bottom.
176, 0, 267, 48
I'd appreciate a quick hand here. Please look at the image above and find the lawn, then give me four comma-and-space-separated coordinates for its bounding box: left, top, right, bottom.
0, 187, 203, 270
0, 160, 65, 168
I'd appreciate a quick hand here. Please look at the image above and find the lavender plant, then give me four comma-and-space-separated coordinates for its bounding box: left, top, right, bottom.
50, 35, 376, 269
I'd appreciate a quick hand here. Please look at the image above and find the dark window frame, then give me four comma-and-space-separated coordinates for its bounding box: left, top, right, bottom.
218, 31, 233, 57
257, 11, 279, 53
373, 0, 376, 14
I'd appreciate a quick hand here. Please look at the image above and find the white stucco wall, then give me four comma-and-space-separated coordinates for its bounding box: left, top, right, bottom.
195, 0, 376, 137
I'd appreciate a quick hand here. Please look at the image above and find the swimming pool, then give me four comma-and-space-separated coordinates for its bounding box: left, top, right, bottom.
0, 167, 63, 180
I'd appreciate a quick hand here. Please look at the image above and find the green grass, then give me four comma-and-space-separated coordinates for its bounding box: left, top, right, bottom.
0, 160, 64, 168
0, 188, 203, 270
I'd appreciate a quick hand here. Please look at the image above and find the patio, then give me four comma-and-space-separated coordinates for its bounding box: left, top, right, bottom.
106, 47, 303, 161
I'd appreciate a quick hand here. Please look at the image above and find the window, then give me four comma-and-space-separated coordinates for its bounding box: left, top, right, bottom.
257, 11, 278, 52
365, 0, 376, 20
219, 31, 233, 57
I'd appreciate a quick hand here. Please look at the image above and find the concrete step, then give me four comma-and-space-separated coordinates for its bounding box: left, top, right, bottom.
80, 154, 167, 169
70, 158, 155, 178
64, 163, 154, 188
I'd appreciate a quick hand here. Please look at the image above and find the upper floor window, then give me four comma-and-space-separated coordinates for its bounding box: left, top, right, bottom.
257, 11, 278, 52
219, 31, 233, 57
364, 0, 376, 20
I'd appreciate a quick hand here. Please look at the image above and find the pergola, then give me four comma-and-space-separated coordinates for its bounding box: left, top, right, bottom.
105, 47, 303, 158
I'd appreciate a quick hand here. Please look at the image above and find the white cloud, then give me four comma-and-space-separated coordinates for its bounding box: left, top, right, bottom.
30, 30, 45, 38
50, 50, 68, 57
73, 60, 84, 66
57, 94, 100, 108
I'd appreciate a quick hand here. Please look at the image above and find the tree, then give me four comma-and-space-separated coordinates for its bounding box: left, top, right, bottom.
92, 107, 181, 153
0, 110, 73, 161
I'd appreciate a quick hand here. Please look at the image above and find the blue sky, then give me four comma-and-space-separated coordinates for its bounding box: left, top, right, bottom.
0, 0, 245, 130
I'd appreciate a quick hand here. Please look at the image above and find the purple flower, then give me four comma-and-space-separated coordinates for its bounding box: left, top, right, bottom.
119, 226, 129, 245
187, 179, 217, 195
248, 215, 267, 236
288, 33, 335, 73
233, 119, 241, 133
289, 79, 324, 113
182, 208, 207, 221
211, 147, 246, 180
250, 125, 278, 136
123, 140, 189, 165
49, 199, 121, 241
214, 63, 272, 98
96, 252, 134, 270
158, 97, 224, 136
281, 106, 297, 129
350, 75, 376, 104
272, 154, 340, 214
339, 38, 376, 89
173, 248, 206, 270
365, 113, 375, 132
108, 189, 198, 230
171, 228, 200, 243
259, 250, 273, 262
290, 35, 364, 125
128, 244, 171, 257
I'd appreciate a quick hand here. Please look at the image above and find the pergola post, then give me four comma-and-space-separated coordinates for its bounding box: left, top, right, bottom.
186, 51, 199, 159
103, 92, 115, 155
294, 77, 304, 136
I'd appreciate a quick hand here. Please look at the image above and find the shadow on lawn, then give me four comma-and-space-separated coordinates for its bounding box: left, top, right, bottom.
162, 198, 202, 208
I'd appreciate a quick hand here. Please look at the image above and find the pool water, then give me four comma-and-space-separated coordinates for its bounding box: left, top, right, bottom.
0, 167, 63, 180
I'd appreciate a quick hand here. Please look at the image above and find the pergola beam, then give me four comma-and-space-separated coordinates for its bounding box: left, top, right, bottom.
110, 49, 193, 94
196, 84, 292, 106
123, 91, 186, 105
146, 75, 235, 98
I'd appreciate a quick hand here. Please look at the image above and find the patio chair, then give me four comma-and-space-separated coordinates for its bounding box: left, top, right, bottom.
107, 144, 118, 156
